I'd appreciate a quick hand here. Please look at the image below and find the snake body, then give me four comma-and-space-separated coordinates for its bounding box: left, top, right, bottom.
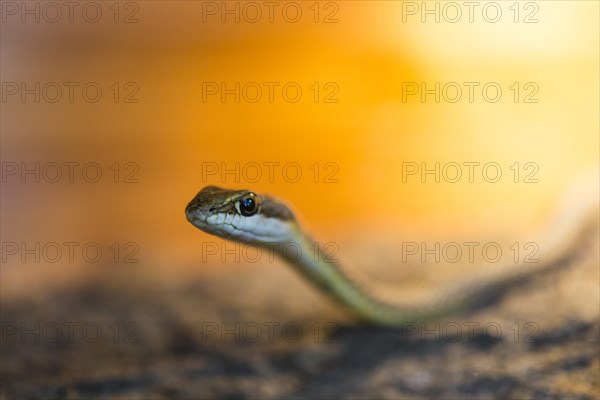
185, 185, 595, 326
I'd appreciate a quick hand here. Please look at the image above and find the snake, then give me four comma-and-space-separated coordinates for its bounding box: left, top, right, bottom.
185, 185, 597, 326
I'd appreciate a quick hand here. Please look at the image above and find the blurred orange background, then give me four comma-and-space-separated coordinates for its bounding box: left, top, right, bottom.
1, 1, 598, 279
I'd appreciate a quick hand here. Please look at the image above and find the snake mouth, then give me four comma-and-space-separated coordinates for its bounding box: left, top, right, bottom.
186, 207, 234, 238
185, 207, 207, 229
186, 213, 204, 225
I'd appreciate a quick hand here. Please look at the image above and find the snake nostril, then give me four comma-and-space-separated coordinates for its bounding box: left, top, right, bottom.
209, 207, 215, 212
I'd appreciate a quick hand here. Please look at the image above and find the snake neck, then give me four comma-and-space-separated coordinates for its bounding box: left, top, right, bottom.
273, 229, 431, 326
272, 219, 593, 327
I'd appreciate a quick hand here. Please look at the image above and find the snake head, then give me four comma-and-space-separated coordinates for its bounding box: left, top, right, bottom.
185, 186, 296, 245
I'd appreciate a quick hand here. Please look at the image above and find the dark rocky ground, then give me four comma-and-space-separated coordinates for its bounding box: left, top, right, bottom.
1, 226, 598, 400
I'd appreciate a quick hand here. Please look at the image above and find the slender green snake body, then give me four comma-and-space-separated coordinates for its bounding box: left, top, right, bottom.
185, 186, 595, 326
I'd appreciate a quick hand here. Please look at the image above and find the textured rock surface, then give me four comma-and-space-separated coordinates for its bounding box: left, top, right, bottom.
1, 227, 598, 400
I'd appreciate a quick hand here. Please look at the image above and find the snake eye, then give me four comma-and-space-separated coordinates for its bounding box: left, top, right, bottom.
237, 193, 259, 216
